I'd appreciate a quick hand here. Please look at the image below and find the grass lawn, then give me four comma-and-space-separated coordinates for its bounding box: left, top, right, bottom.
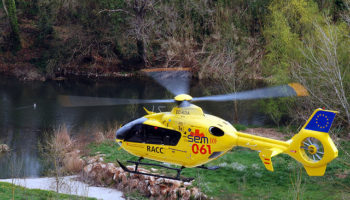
0, 182, 96, 200
88, 139, 350, 200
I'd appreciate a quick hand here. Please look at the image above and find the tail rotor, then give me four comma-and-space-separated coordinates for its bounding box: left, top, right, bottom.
301, 137, 324, 162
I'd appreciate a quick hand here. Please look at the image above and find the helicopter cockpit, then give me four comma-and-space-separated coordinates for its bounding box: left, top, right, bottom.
116, 117, 181, 146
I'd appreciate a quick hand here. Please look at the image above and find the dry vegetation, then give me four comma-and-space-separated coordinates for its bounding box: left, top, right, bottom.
40, 124, 118, 179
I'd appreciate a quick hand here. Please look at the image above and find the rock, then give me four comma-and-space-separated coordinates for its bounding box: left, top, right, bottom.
155, 178, 165, 185
139, 168, 150, 173
130, 173, 139, 179
151, 168, 158, 172
149, 176, 156, 185
179, 187, 186, 196
80, 157, 207, 199
0, 144, 10, 152
169, 180, 181, 188
159, 184, 169, 196
191, 187, 200, 199
113, 173, 118, 182
184, 182, 192, 187
169, 188, 178, 200
182, 189, 191, 200
116, 183, 125, 191
129, 179, 139, 189
120, 173, 128, 186
107, 165, 117, 176
83, 164, 93, 174
148, 185, 160, 197
100, 163, 106, 169
87, 157, 97, 164
137, 181, 149, 195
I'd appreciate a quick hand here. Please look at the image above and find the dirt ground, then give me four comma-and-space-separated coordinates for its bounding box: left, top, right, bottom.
242, 128, 290, 140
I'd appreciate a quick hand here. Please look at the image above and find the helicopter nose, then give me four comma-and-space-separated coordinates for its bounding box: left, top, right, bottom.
115, 117, 147, 140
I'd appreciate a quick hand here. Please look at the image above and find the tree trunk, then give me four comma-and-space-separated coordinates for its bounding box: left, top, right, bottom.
4, 0, 21, 51
136, 39, 147, 66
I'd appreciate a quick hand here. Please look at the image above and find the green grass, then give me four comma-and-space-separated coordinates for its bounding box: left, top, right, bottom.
233, 124, 248, 131
89, 140, 350, 200
0, 182, 96, 200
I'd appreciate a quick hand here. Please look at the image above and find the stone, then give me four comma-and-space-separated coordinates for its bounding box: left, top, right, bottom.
150, 168, 158, 172
172, 180, 181, 188
107, 164, 117, 175
130, 173, 139, 179
169, 189, 178, 200
129, 179, 138, 189
87, 157, 97, 164
126, 165, 135, 171
182, 190, 191, 200
159, 184, 169, 196
0, 144, 10, 152
116, 183, 125, 191
149, 185, 160, 197
121, 173, 128, 186
184, 181, 192, 187
80, 156, 207, 199
139, 168, 150, 173
155, 178, 165, 185
149, 176, 156, 185
137, 181, 149, 195
83, 164, 93, 174
191, 187, 200, 199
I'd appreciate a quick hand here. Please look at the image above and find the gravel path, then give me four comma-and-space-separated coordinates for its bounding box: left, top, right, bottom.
0, 176, 124, 200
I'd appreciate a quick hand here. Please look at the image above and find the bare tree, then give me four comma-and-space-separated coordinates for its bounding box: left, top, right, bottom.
294, 21, 350, 127
100, 0, 157, 66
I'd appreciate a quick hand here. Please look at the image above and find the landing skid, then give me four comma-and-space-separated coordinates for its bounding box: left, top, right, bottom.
116, 158, 194, 182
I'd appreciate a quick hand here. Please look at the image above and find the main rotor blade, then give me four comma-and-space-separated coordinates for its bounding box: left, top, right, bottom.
192, 83, 308, 102
58, 95, 175, 107
143, 68, 191, 96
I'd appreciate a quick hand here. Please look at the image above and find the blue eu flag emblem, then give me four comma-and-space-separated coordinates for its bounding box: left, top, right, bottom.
305, 110, 336, 133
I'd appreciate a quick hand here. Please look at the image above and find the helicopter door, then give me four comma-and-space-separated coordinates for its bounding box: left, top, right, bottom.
143, 125, 181, 146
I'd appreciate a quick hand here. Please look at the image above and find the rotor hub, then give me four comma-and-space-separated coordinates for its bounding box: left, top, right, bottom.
174, 94, 193, 102
308, 145, 318, 155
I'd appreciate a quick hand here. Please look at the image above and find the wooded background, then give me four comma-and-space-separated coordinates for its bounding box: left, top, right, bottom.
1, 0, 349, 131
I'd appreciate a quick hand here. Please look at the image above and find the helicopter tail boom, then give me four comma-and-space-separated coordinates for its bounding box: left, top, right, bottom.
236, 108, 338, 176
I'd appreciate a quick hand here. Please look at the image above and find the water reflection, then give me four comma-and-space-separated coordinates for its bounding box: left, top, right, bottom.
0, 75, 266, 178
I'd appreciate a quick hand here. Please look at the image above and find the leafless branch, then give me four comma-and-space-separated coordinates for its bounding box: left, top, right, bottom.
98, 9, 134, 17
294, 20, 350, 126
2, 0, 8, 16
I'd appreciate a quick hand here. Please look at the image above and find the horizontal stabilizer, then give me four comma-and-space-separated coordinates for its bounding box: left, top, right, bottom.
259, 148, 284, 172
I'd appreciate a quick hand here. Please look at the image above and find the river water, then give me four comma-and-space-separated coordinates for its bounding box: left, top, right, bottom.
0, 75, 267, 178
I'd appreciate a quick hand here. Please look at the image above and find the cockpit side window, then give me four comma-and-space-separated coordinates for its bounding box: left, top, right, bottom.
124, 124, 144, 143
124, 124, 181, 146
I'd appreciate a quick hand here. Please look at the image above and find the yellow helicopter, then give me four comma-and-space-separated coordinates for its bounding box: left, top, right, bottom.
59, 68, 338, 181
